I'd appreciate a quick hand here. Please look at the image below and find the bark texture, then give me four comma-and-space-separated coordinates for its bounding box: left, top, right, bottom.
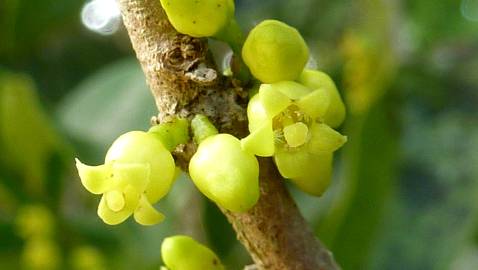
118, 0, 340, 269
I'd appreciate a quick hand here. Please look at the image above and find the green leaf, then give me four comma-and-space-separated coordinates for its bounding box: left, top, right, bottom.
317, 100, 398, 270
0, 0, 82, 56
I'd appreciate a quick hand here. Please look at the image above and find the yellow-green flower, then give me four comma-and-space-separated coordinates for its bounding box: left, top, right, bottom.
76, 131, 176, 225
241, 78, 347, 196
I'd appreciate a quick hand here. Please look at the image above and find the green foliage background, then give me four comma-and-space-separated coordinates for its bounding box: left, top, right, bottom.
1, 0, 478, 269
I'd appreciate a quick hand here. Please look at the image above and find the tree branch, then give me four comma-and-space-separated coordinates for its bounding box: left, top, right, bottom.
118, 0, 340, 269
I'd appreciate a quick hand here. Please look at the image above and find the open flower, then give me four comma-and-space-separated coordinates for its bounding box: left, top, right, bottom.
76, 131, 176, 225
241, 78, 347, 196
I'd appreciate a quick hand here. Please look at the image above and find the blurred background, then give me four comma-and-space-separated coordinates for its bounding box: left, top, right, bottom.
1, 0, 478, 269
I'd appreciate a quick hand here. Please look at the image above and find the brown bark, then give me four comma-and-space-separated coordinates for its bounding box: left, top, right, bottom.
118, 0, 340, 269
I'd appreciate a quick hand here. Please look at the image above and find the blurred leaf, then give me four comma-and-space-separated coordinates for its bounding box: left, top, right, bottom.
450, 245, 478, 270
0, 0, 83, 57
0, 72, 68, 195
341, 32, 396, 116
0, 0, 19, 55
340, 0, 397, 117
316, 2, 401, 268
57, 58, 156, 162
0, 179, 18, 218
318, 99, 399, 269
407, 0, 478, 49
0, 223, 22, 264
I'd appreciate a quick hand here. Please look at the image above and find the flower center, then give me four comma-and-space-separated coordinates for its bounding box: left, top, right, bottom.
273, 105, 311, 148
283, 122, 309, 147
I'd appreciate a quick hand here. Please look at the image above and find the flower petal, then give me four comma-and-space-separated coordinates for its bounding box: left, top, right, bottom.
296, 88, 330, 119
123, 184, 143, 207
97, 195, 132, 225
133, 194, 165, 226
241, 122, 275, 157
259, 84, 292, 117
75, 159, 113, 194
274, 149, 311, 179
247, 94, 269, 132
298, 69, 335, 90
268, 81, 312, 100
112, 163, 150, 192
308, 123, 347, 154
291, 153, 333, 196
298, 69, 346, 128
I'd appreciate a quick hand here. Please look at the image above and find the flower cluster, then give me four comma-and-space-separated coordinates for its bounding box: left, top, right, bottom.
76, 0, 347, 231
70, 2, 350, 270
240, 19, 347, 196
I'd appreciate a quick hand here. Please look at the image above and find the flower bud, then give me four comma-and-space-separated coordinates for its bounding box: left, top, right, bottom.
161, 235, 224, 270
160, 0, 234, 37
242, 20, 309, 83
189, 134, 259, 212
